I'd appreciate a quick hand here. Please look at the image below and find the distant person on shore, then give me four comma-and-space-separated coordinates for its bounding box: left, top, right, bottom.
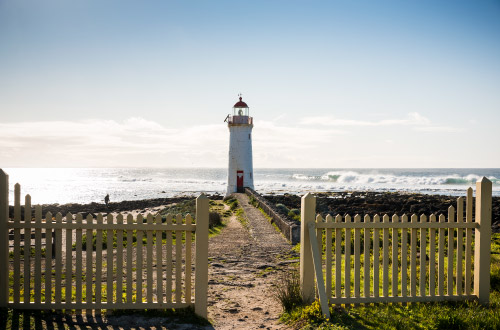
104, 194, 110, 207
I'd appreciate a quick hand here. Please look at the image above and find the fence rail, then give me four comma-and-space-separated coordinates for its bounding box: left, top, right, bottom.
300, 177, 492, 318
0, 169, 209, 317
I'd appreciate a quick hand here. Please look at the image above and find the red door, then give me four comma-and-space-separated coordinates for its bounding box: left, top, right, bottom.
237, 171, 244, 193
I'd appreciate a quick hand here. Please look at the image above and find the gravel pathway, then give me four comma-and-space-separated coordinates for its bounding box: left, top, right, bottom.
207, 193, 297, 330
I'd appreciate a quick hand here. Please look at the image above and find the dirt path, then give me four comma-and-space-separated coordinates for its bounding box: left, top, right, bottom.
207, 193, 298, 330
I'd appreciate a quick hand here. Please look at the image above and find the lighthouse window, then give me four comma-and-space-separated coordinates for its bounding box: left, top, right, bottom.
248, 134, 251, 139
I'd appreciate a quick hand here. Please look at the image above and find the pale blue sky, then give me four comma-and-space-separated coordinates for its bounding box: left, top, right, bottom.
1, 0, 499, 168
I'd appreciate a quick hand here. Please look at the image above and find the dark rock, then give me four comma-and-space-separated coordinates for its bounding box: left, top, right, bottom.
277, 260, 299, 266
8, 194, 223, 219
264, 192, 500, 232
256, 264, 274, 270
211, 263, 224, 268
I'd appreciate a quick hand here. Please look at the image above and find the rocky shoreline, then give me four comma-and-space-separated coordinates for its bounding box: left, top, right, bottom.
263, 191, 500, 233
8, 191, 499, 233
8, 194, 224, 218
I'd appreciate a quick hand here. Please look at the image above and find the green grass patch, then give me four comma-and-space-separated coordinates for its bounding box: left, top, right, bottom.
280, 232, 500, 330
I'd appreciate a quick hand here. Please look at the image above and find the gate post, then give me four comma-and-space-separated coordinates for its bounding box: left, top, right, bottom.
0, 170, 9, 307
474, 177, 492, 304
300, 193, 316, 303
195, 194, 209, 318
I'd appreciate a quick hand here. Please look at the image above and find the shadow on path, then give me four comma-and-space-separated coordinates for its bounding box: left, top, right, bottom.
0, 308, 214, 330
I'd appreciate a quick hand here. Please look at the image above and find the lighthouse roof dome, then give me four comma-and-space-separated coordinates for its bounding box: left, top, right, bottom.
233, 96, 248, 108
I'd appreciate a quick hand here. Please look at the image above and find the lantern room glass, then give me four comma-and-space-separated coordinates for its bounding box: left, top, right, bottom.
233, 107, 249, 116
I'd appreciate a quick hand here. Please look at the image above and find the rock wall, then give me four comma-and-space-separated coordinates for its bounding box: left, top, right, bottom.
245, 188, 300, 244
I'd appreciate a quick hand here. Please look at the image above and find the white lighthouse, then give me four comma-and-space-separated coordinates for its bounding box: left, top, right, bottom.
226, 95, 254, 195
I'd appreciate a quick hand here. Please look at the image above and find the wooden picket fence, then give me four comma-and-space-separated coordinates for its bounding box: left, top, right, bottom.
0, 170, 209, 317
300, 177, 492, 318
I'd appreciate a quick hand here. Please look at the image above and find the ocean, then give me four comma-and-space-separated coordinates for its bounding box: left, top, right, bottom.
3, 168, 500, 205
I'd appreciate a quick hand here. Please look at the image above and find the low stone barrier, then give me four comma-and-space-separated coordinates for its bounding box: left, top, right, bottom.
245, 187, 300, 245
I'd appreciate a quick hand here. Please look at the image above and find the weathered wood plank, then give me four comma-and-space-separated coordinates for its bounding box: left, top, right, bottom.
448, 206, 455, 295
126, 214, 133, 304
175, 214, 182, 303
392, 215, 398, 297
325, 215, 333, 300
116, 214, 123, 304
185, 214, 192, 304
420, 215, 427, 297
335, 215, 342, 300
136, 214, 144, 304
23, 195, 32, 304
95, 214, 103, 305
429, 214, 436, 296
410, 214, 417, 297
13, 184, 21, 304
45, 212, 53, 306
363, 215, 370, 298
166, 214, 173, 303
456, 197, 464, 296
107, 214, 114, 304
54, 213, 63, 304
345, 215, 351, 299
34, 204, 42, 304
65, 213, 73, 304
308, 222, 330, 319
373, 215, 380, 298
401, 215, 408, 298
75, 214, 83, 308
465, 188, 473, 295
383, 215, 389, 297
147, 214, 154, 303
438, 214, 446, 296
85, 214, 93, 307
155, 214, 163, 303
354, 215, 361, 298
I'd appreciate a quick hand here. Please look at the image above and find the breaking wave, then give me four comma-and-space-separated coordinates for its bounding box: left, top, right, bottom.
291, 171, 499, 186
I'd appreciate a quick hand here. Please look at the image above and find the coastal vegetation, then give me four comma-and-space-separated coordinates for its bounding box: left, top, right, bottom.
278, 232, 500, 330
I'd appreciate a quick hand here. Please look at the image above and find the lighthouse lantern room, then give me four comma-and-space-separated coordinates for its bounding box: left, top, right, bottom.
226, 95, 254, 195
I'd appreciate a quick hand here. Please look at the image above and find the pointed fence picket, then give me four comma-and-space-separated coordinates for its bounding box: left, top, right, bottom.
0, 170, 209, 317
300, 179, 492, 317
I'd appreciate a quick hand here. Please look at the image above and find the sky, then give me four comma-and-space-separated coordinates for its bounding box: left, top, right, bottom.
1, 0, 499, 168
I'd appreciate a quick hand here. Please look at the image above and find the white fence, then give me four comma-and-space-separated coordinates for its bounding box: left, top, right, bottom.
0, 170, 209, 317
300, 178, 492, 318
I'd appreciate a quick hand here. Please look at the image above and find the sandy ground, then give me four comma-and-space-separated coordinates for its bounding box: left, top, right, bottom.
207, 193, 297, 329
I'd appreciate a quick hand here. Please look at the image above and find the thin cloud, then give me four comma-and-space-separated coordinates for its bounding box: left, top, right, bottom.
0, 117, 346, 167
299, 112, 458, 132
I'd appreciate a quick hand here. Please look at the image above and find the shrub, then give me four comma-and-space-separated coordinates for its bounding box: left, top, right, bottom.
249, 195, 259, 207
276, 203, 290, 215
209, 212, 221, 228
228, 199, 239, 211
288, 209, 301, 221
273, 269, 303, 312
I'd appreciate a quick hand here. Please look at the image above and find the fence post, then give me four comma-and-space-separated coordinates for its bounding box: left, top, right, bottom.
300, 193, 316, 303
474, 177, 492, 304
0, 170, 9, 307
195, 194, 209, 318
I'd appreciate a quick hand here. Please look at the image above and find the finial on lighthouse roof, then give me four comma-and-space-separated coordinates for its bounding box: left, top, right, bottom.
233, 94, 249, 108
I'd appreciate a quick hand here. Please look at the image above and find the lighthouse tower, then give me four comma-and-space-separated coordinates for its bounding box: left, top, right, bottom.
226, 95, 254, 195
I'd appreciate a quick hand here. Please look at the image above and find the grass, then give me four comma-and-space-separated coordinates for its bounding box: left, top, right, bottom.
279, 232, 500, 330
273, 269, 303, 311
